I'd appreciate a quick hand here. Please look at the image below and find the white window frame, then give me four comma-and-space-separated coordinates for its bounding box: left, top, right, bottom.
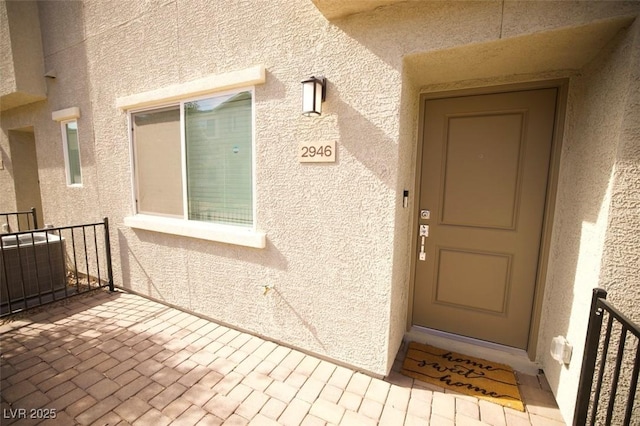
52, 107, 82, 187
61, 119, 82, 186
118, 66, 266, 248
130, 103, 182, 219
129, 88, 256, 225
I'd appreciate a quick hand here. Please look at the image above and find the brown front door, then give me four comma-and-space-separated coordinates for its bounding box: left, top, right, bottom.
413, 88, 557, 349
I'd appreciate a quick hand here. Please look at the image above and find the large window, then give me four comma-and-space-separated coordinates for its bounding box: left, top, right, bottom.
62, 120, 82, 186
131, 90, 254, 227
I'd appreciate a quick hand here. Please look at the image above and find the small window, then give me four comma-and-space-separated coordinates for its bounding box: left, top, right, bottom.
62, 120, 82, 185
131, 89, 254, 227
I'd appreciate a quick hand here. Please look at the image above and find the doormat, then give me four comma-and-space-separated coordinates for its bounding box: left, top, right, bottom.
401, 342, 525, 412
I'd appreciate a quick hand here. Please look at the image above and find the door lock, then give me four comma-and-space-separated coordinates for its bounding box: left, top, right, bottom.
420, 209, 431, 220
420, 224, 429, 237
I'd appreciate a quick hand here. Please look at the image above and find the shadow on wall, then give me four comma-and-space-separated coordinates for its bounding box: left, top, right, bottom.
271, 288, 326, 352
324, 0, 638, 388
538, 24, 635, 398
320, 81, 398, 190
126, 227, 288, 271
0, 145, 15, 213
38, 0, 96, 170
116, 227, 289, 302
117, 229, 171, 304
7, 129, 45, 228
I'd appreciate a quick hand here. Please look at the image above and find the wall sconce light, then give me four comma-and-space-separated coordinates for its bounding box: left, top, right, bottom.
302, 76, 326, 116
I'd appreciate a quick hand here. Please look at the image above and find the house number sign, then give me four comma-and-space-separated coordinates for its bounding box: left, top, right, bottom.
298, 141, 336, 163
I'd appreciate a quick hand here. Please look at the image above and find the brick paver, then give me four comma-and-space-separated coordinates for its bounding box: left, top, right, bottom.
0, 290, 566, 425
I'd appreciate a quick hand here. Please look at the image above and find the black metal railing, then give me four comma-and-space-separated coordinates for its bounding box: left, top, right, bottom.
574, 288, 640, 425
1, 207, 38, 233
0, 217, 114, 317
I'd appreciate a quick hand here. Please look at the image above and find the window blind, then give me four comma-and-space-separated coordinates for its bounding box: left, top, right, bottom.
64, 121, 82, 185
185, 91, 253, 226
133, 106, 184, 217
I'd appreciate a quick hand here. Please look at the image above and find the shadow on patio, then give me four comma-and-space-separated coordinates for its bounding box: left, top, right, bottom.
0, 290, 565, 425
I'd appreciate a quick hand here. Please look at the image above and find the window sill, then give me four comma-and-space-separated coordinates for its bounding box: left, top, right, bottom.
124, 214, 266, 249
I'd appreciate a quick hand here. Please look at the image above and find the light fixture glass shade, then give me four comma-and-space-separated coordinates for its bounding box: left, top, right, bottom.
302, 76, 325, 116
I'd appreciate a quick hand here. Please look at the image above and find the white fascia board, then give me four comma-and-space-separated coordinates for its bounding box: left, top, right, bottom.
116, 65, 266, 110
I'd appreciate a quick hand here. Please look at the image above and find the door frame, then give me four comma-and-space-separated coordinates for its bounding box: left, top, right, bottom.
407, 79, 569, 360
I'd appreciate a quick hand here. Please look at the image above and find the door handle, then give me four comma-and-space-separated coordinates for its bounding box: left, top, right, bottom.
418, 225, 429, 261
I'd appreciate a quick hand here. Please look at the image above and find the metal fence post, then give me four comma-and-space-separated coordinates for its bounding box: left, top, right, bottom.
573, 287, 608, 425
103, 217, 114, 292
30, 207, 38, 230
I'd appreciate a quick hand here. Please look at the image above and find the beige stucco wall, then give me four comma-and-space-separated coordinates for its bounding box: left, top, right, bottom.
598, 19, 640, 330
1, 4, 638, 421
0, 0, 46, 111
536, 18, 639, 424
72, 0, 404, 375
0, 1, 15, 102
0, 125, 17, 215
1, 1, 102, 228
6, 129, 43, 227
0, 0, 45, 213
0, 0, 99, 226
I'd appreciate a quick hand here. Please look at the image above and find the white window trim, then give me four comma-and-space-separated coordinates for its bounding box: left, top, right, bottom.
124, 214, 266, 249
52, 107, 82, 187
61, 120, 83, 186
116, 65, 265, 111
120, 66, 266, 249
52, 107, 80, 122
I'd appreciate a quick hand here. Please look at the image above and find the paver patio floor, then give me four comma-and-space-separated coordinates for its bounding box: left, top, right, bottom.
0, 289, 566, 425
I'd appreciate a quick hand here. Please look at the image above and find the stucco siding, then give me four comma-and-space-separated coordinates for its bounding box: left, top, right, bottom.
0, 0, 46, 111
0, 1, 16, 101
71, 0, 401, 374
0, 122, 17, 215
537, 18, 639, 424
594, 22, 640, 424
599, 19, 640, 326
1, 1, 638, 409
387, 73, 420, 370
500, 0, 639, 37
